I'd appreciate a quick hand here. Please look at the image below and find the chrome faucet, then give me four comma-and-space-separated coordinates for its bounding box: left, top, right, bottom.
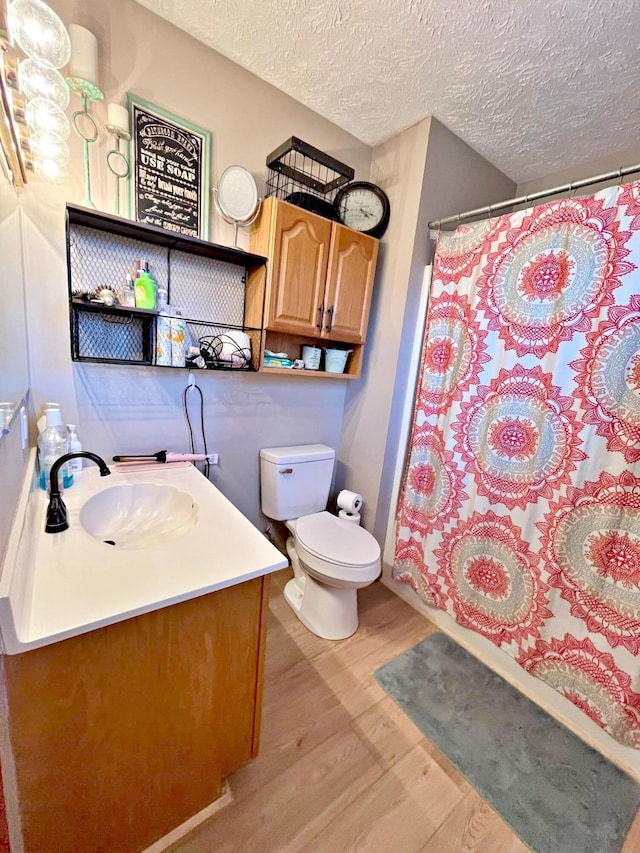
45, 452, 111, 534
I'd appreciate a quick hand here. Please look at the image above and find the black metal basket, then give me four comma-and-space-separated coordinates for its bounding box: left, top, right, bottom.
266, 137, 354, 220
197, 329, 255, 370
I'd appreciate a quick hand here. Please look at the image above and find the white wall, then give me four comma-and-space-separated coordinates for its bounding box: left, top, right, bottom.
339, 117, 516, 544
337, 117, 432, 530
17, 0, 373, 527
517, 141, 640, 199
0, 179, 31, 572
0, 181, 29, 405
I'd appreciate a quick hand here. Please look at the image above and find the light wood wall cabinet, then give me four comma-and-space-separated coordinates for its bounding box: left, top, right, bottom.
250, 197, 379, 379
0, 576, 270, 853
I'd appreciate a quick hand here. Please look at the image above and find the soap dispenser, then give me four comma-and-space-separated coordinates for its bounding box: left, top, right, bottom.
134, 260, 157, 310
38, 409, 73, 492
67, 424, 83, 473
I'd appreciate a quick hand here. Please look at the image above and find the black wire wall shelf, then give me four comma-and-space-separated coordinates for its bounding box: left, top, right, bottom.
66, 205, 267, 370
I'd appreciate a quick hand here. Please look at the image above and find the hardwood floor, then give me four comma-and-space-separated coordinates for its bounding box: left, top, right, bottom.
170, 570, 640, 852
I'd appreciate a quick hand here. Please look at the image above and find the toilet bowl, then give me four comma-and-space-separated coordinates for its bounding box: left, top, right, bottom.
259, 444, 381, 640
284, 512, 380, 640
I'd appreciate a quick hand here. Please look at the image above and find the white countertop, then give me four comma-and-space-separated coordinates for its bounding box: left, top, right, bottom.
0, 456, 288, 653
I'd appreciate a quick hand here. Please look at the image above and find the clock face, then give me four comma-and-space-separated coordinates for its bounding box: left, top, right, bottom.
335, 182, 390, 237
342, 188, 384, 231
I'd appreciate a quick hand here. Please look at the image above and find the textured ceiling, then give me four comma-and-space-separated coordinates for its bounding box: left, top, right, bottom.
135, 0, 640, 183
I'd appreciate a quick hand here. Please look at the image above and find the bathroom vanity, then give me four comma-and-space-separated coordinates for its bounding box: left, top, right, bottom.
0, 460, 288, 853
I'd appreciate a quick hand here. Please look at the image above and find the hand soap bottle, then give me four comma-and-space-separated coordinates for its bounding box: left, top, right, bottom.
67, 424, 83, 473
38, 409, 73, 492
134, 260, 157, 310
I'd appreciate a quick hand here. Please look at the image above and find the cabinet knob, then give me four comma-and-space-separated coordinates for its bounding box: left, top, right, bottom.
279, 468, 294, 474
317, 304, 325, 330
325, 305, 334, 332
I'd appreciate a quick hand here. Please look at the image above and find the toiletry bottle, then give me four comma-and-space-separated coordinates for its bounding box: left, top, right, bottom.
38, 409, 72, 492
0, 403, 13, 429
67, 424, 83, 473
134, 260, 157, 310
37, 402, 61, 434
121, 274, 136, 308
156, 284, 168, 313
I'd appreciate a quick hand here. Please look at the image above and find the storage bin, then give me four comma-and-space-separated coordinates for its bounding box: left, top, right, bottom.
324, 348, 351, 374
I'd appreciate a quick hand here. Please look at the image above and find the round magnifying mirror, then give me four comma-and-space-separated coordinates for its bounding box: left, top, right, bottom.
216, 165, 259, 223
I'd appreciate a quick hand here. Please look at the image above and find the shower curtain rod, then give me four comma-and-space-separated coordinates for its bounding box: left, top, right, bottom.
427, 161, 640, 230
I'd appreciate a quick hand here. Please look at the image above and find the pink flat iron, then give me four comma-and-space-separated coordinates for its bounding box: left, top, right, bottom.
113, 450, 213, 463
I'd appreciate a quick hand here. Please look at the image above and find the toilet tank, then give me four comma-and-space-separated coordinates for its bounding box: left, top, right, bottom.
260, 444, 335, 521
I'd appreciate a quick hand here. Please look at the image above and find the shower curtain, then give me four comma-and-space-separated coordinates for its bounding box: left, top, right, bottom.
393, 180, 640, 748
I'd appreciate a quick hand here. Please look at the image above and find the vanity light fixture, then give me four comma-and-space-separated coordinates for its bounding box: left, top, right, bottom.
1, 0, 31, 184
8, 0, 70, 68
19, 56, 68, 107
26, 95, 69, 138
1, 0, 72, 185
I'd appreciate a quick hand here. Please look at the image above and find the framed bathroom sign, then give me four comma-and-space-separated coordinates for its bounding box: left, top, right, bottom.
127, 94, 211, 239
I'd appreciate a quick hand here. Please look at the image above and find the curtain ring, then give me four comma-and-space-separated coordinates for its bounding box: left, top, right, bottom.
618, 168, 624, 185
568, 180, 575, 198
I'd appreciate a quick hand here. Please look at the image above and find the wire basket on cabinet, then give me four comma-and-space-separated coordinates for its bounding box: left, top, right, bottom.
265, 136, 354, 220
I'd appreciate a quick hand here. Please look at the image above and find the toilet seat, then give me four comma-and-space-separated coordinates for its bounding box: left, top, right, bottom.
296, 512, 380, 566
294, 512, 381, 584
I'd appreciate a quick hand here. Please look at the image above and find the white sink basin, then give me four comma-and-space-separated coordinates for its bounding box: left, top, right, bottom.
79, 483, 198, 549
0, 458, 289, 653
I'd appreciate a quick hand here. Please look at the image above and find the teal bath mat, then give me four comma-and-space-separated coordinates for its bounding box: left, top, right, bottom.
375, 633, 639, 853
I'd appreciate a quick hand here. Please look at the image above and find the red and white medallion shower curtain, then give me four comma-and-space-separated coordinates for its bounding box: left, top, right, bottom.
393, 181, 640, 748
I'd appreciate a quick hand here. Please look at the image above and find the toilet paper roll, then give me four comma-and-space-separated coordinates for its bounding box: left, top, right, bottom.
339, 509, 361, 525
337, 489, 363, 513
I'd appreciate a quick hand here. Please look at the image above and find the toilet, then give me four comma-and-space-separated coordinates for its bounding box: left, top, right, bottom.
260, 444, 381, 640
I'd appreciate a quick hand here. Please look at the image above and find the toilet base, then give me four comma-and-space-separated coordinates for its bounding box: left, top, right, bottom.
284, 576, 359, 640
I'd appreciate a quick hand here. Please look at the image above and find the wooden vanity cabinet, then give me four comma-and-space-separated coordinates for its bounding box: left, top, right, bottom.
250, 198, 379, 376
0, 576, 270, 853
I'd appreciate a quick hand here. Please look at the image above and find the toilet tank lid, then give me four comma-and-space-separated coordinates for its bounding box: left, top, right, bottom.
260, 444, 335, 464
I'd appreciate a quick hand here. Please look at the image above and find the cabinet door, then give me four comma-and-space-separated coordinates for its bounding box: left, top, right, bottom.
3, 579, 268, 853
322, 225, 378, 344
267, 203, 332, 335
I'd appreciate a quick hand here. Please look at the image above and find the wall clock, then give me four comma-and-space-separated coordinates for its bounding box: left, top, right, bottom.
334, 181, 390, 239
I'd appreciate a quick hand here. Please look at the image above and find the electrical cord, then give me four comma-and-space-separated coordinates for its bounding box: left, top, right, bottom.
182, 381, 210, 478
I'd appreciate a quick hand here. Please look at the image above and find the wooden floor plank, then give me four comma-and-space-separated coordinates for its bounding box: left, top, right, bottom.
355, 696, 433, 769
420, 790, 531, 853
267, 578, 421, 683
168, 726, 383, 852
622, 807, 640, 853
300, 744, 465, 852
170, 569, 634, 853
232, 593, 432, 802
